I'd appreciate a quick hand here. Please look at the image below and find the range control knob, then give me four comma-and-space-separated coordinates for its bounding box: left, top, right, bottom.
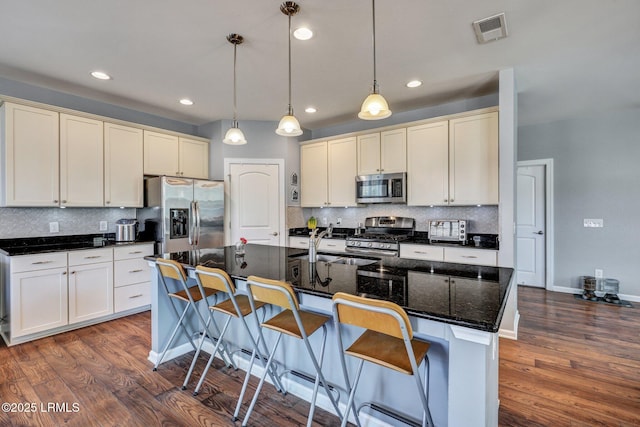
367, 242, 373, 248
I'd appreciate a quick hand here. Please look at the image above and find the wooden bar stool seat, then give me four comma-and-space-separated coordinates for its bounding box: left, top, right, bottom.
332, 292, 435, 427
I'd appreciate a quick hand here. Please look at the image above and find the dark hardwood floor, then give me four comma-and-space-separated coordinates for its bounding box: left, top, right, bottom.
1, 286, 639, 426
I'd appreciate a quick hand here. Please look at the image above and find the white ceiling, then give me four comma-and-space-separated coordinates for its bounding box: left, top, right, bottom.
0, 0, 638, 130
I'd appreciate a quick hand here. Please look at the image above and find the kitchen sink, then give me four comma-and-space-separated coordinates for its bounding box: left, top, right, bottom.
291, 253, 379, 266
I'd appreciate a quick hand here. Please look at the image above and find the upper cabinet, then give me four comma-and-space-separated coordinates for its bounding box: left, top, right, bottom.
357, 128, 406, 175
1, 103, 60, 206
407, 112, 498, 206
59, 113, 104, 207
104, 123, 144, 207
143, 131, 209, 179
300, 137, 357, 207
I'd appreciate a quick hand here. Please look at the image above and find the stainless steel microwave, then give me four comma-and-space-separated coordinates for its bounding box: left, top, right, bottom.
356, 172, 406, 204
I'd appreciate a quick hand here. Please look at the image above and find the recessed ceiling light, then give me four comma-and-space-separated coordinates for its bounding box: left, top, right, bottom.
305, 106, 317, 113
179, 98, 194, 106
293, 27, 313, 40
406, 80, 422, 88
91, 71, 111, 80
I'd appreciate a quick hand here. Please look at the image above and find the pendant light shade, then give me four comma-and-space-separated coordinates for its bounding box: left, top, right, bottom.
276, 2, 303, 137
359, 0, 391, 120
223, 33, 247, 145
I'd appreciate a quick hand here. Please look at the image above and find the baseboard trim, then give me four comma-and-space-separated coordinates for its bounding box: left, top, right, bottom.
499, 310, 520, 340
552, 286, 640, 303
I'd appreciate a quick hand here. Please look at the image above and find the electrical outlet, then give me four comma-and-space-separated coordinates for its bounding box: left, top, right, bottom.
583, 218, 604, 228
336, 217, 342, 225
595, 269, 604, 279
99, 221, 108, 231
322, 217, 327, 226
49, 222, 59, 233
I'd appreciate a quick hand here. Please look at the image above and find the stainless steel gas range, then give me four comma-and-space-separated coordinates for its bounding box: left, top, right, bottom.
345, 216, 415, 257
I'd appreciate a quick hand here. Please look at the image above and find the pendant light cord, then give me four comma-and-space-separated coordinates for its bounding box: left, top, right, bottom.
233, 41, 238, 125
371, 0, 379, 94
287, 12, 293, 115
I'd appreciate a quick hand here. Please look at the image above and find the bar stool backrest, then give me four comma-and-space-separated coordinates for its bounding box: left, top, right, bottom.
195, 266, 235, 294
332, 292, 414, 340
247, 275, 299, 310
157, 259, 187, 282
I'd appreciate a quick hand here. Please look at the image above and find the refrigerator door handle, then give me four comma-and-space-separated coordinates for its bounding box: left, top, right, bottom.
195, 201, 201, 246
188, 201, 195, 246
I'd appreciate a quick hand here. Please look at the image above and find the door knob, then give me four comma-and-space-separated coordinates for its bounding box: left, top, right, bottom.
534, 230, 544, 235
271, 232, 278, 236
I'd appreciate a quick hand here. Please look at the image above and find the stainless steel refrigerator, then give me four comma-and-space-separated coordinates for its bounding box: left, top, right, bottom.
139, 176, 224, 254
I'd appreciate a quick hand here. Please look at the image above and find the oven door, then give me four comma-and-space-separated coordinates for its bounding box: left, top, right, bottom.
356, 269, 407, 306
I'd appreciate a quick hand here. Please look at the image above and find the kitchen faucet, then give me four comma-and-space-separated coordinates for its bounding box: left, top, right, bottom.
308, 226, 331, 262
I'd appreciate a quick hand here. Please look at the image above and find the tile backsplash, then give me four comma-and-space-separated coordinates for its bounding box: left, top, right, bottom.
289, 205, 498, 233
0, 207, 137, 239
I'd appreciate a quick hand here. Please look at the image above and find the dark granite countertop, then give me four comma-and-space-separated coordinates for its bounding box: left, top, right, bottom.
147, 244, 514, 333
0, 234, 154, 256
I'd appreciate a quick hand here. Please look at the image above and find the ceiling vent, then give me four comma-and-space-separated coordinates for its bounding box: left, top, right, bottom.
473, 13, 507, 44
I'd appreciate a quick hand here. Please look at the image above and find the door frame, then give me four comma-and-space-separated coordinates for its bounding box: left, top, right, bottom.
223, 158, 286, 247
517, 158, 555, 291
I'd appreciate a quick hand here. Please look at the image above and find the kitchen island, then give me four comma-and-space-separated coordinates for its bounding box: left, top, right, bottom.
146, 244, 514, 427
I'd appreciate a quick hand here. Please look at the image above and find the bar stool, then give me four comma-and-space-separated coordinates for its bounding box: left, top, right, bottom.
188, 265, 285, 421
242, 275, 343, 427
332, 292, 434, 427
153, 259, 231, 373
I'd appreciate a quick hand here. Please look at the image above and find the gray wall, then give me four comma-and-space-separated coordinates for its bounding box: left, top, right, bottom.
518, 108, 640, 297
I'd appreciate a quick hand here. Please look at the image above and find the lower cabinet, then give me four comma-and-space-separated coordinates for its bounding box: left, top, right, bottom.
113, 244, 154, 312
400, 243, 497, 267
68, 248, 114, 324
288, 236, 346, 253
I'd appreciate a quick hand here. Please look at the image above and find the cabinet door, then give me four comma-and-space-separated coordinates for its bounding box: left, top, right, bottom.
68, 261, 113, 324
10, 267, 68, 338
179, 137, 209, 179
449, 112, 499, 205
143, 130, 179, 176
104, 123, 144, 207
407, 121, 449, 205
399, 243, 444, 261
380, 128, 406, 173
328, 137, 357, 207
289, 236, 309, 249
357, 133, 381, 175
443, 247, 497, 266
2, 103, 59, 206
60, 114, 104, 207
300, 141, 328, 207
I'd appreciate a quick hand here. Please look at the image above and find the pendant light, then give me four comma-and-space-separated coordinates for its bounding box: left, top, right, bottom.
358, 0, 392, 120
276, 1, 303, 137
223, 33, 248, 145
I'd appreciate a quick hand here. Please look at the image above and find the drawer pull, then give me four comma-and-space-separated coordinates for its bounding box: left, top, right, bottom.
129, 251, 142, 254
128, 269, 144, 273
129, 294, 144, 299
84, 255, 102, 259
31, 260, 53, 265
414, 251, 427, 254
326, 244, 336, 247
462, 255, 478, 259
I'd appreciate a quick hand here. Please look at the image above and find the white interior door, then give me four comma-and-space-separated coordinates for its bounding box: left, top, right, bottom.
516, 165, 546, 287
228, 162, 283, 246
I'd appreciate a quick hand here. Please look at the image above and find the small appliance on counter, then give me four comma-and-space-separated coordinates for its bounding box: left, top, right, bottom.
115, 219, 138, 242
428, 220, 467, 244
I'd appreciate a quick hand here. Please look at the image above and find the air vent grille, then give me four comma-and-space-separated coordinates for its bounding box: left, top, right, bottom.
473, 13, 507, 44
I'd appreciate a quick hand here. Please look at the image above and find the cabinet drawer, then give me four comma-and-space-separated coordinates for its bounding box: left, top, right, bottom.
318, 239, 346, 253
115, 282, 151, 312
114, 258, 150, 287
289, 236, 309, 248
11, 252, 67, 273
443, 247, 497, 266
399, 244, 444, 261
68, 248, 113, 266
114, 243, 154, 261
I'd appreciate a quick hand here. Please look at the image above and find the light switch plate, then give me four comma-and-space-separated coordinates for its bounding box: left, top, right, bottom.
49, 222, 59, 233
583, 218, 604, 228
99, 221, 108, 231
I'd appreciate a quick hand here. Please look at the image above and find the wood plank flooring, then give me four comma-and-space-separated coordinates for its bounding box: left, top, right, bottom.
1, 286, 638, 426
499, 286, 640, 427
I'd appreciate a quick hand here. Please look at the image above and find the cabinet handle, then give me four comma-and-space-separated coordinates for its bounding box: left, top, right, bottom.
450, 199, 454, 202
414, 251, 427, 254
31, 260, 53, 265
326, 244, 336, 247
129, 294, 144, 299
84, 255, 102, 259
129, 251, 143, 254
380, 168, 384, 172
62, 200, 67, 203
128, 269, 144, 273
462, 255, 478, 259
444, 199, 448, 202
53, 200, 59, 203
62, 271, 67, 275
106, 201, 110, 204
70, 271, 76, 274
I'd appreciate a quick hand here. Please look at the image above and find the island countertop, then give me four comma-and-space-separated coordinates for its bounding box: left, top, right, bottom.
147, 244, 514, 333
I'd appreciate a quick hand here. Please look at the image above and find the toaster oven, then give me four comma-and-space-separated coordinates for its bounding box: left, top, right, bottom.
428, 220, 467, 244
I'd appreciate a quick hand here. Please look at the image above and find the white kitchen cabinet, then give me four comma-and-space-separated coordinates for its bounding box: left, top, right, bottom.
179, 137, 209, 179
143, 131, 209, 178
0, 102, 60, 207
59, 113, 104, 207
407, 121, 449, 206
9, 252, 68, 338
68, 248, 113, 324
289, 236, 346, 253
104, 123, 144, 207
113, 243, 153, 313
399, 244, 444, 262
443, 247, 497, 266
300, 138, 357, 207
449, 112, 499, 205
407, 112, 498, 206
289, 236, 310, 249
357, 129, 406, 175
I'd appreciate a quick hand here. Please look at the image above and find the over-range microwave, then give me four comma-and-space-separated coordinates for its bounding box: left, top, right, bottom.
356, 172, 406, 204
